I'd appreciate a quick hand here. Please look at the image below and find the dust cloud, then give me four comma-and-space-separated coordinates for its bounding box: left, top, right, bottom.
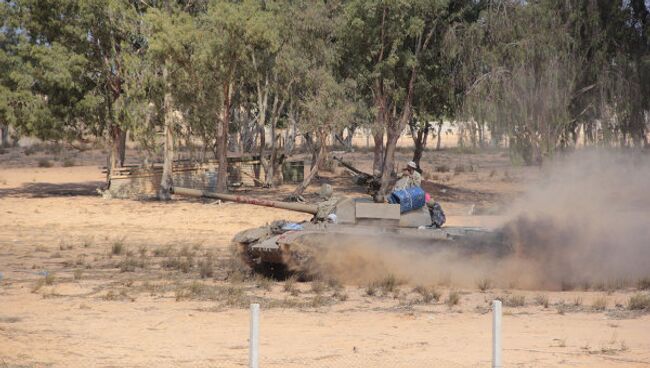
310, 150, 650, 290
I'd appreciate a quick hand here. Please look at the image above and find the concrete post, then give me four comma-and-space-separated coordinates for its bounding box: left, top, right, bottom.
492, 300, 502, 368
249, 303, 260, 368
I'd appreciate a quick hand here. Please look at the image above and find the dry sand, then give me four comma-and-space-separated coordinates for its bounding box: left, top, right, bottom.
1, 150, 649, 368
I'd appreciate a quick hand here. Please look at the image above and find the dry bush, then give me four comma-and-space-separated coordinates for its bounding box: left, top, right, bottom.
62, 158, 75, 167
310, 294, 333, 308
310, 280, 326, 294
255, 274, 274, 291
535, 294, 549, 308
198, 256, 214, 279
153, 245, 174, 257
413, 285, 441, 303
500, 294, 525, 307
369, 274, 401, 296
592, 296, 608, 311
333, 289, 348, 301
119, 256, 145, 272
477, 278, 492, 292
284, 274, 299, 295
637, 278, 650, 290
111, 240, 125, 255
446, 290, 461, 307
162, 256, 192, 273
573, 297, 583, 307
453, 164, 466, 175
37, 158, 53, 168
365, 284, 377, 296
627, 293, 650, 310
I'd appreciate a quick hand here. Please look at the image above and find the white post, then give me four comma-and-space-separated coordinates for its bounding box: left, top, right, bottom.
249, 303, 260, 368
492, 300, 502, 368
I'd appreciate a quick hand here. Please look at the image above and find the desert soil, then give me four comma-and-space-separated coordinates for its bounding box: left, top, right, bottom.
0, 146, 649, 368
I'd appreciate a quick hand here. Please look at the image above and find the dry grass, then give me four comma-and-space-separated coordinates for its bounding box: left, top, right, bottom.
254, 274, 274, 291
627, 293, 650, 310
446, 290, 461, 307
118, 256, 145, 272
501, 294, 526, 307
477, 278, 492, 292
283, 274, 299, 295
592, 296, 608, 311
310, 280, 326, 294
198, 256, 214, 278
62, 157, 75, 167
37, 158, 53, 168
413, 285, 441, 304
111, 240, 125, 255
637, 277, 650, 291
535, 294, 549, 308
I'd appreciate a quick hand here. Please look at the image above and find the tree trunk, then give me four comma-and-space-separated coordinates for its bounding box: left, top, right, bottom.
216, 81, 233, 192
436, 121, 443, 150
372, 128, 384, 176
118, 129, 127, 167
291, 130, 326, 197
0, 124, 8, 147
377, 124, 400, 201
159, 64, 174, 200
411, 123, 429, 168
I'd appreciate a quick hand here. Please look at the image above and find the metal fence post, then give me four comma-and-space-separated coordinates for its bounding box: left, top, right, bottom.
492, 300, 502, 368
249, 303, 260, 368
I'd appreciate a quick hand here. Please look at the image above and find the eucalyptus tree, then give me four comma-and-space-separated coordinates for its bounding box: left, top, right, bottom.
340, 0, 449, 200
290, 68, 354, 198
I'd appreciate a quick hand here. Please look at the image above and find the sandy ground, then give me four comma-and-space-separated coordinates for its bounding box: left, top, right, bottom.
1, 147, 649, 368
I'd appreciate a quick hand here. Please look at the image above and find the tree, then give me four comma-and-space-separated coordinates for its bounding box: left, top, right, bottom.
340, 0, 448, 201
290, 69, 354, 198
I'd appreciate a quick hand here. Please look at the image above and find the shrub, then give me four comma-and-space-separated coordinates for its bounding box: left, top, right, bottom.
446, 290, 460, 307
413, 285, 441, 303
477, 278, 492, 292
535, 294, 549, 308
111, 241, 124, 255
637, 277, 650, 290
62, 158, 75, 167
37, 159, 53, 168
627, 293, 650, 310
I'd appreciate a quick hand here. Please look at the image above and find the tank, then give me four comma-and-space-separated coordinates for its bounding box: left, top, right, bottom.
173, 187, 508, 278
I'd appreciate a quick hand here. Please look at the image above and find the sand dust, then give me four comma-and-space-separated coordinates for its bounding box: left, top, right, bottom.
1, 149, 649, 367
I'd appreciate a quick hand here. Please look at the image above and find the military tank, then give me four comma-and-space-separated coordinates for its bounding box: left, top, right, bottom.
173, 187, 508, 278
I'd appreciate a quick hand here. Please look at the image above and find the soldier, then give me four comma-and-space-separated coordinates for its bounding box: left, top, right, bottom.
394, 161, 422, 191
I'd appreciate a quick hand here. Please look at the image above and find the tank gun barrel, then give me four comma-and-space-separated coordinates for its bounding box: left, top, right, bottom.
173, 187, 319, 214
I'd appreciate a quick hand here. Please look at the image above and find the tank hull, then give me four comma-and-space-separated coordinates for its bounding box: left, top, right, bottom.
233, 223, 509, 278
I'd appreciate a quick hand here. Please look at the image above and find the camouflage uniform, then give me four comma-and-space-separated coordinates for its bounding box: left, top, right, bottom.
393, 170, 422, 191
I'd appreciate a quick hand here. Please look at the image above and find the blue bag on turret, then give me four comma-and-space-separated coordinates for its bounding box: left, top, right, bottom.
387, 186, 426, 213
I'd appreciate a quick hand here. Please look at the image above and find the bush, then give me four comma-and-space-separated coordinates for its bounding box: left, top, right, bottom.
37, 159, 53, 168
413, 285, 441, 303
111, 241, 124, 255
62, 158, 75, 167
446, 290, 460, 307
477, 278, 492, 292
637, 277, 650, 290
627, 293, 650, 310
535, 294, 549, 308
